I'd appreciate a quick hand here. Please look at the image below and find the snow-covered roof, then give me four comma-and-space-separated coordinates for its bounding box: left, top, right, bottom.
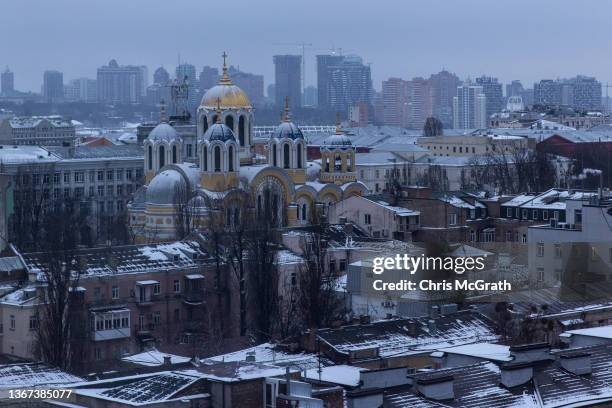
437, 343, 511, 362
303, 365, 366, 387
565, 325, 612, 340
121, 349, 191, 367
191, 362, 291, 382
204, 343, 326, 370
317, 310, 498, 358
0, 363, 83, 389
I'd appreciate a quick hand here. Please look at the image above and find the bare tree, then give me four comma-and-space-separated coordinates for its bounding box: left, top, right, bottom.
34, 199, 86, 371
423, 117, 444, 137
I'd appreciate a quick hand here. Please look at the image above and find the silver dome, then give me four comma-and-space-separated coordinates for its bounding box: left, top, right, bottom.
323, 133, 353, 147
147, 123, 180, 143
146, 169, 186, 205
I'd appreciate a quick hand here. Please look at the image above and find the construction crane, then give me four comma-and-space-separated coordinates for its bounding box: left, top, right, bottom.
272, 42, 312, 99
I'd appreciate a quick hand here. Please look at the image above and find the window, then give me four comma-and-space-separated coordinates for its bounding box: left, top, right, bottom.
94, 287, 101, 300
574, 209, 582, 224
360, 170, 365, 179
522, 209, 528, 219
531, 210, 537, 220
89, 170, 95, 182
107, 185, 114, 196
107, 170, 114, 181
53, 173, 60, 183
553, 211, 559, 220
112, 286, 119, 299
186, 144, 193, 158
10, 315, 15, 330
554, 244, 562, 258
543, 210, 549, 220
283, 143, 290, 168
63, 172, 70, 183
139, 314, 145, 330
329, 260, 336, 273
29, 315, 38, 331
214, 146, 221, 172
153, 283, 161, 295
97, 170, 104, 181
506, 207, 512, 217
339, 259, 347, 271
153, 311, 161, 325
505, 231, 512, 242
98, 185, 104, 196
448, 213, 457, 226
522, 234, 527, 244
95, 348, 102, 361
470, 209, 476, 219
116, 169, 123, 181
173, 280, 180, 293
117, 185, 123, 196
229, 145, 234, 171
126, 169, 133, 181
591, 246, 598, 261
470, 230, 476, 242
74, 171, 84, 183
297, 144, 303, 168
537, 242, 544, 257
364, 214, 371, 225
537, 268, 544, 282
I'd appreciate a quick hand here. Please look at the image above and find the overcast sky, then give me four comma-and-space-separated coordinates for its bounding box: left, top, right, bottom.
1, 0, 611, 93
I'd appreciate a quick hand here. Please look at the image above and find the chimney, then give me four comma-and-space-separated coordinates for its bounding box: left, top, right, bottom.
163, 355, 172, 366
509, 343, 550, 363
407, 320, 418, 336
559, 351, 592, 376
245, 351, 256, 363
500, 362, 533, 388
416, 373, 454, 401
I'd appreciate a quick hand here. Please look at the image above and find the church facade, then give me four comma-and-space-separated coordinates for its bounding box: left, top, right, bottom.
128, 55, 367, 242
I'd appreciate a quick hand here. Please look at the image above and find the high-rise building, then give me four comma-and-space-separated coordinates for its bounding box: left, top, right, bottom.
175, 63, 199, 109
273, 55, 302, 109
65, 78, 97, 103
475, 76, 503, 119
316, 54, 345, 108
42, 70, 64, 102
429, 70, 460, 128
406, 77, 433, 129
1, 67, 14, 96
506, 80, 524, 97
571, 76, 602, 110
228, 66, 264, 106
153, 67, 170, 86
97, 59, 146, 104
199, 66, 219, 92
453, 81, 487, 129
382, 77, 408, 126
327, 55, 372, 111
534, 79, 562, 107
303, 86, 317, 107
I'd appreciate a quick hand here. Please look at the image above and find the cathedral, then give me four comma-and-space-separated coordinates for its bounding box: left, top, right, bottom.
128, 54, 368, 241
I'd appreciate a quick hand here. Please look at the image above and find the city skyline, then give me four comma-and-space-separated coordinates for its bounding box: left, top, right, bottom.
1, 0, 611, 92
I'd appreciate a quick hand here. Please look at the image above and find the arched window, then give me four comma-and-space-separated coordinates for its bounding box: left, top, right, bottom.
203, 116, 209, 133
324, 156, 330, 172
347, 153, 352, 172
257, 194, 262, 215
225, 115, 234, 132
283, 143, 290, 169
272, 144, 277, 166
238, 115, 245, 147
159, 145, 165, 168
234, 207, 240, 226
228, 145, 234, 171
296, 143, 303, 169
302, 203, 307, 221
214, 146, 221, 172
172, 145, 177, 164
202, 145, 208, 171
147, 145, 153, 170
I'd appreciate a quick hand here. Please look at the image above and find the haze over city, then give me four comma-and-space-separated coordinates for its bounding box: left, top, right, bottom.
2, 0, 612, 91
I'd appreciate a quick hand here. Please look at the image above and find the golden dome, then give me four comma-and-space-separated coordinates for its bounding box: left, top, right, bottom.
199, 51, 252, 109
200, 84, 251, 109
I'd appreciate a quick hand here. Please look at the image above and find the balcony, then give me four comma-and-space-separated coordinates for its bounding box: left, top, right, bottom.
91, 309, 131, 342
135, 280, 158, 305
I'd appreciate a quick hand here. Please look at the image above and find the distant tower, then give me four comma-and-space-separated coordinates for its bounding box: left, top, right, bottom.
1, 67, 14, 95
319, 114, 356, 185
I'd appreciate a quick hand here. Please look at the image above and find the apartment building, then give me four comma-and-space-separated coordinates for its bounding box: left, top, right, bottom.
0, 115, 76, 146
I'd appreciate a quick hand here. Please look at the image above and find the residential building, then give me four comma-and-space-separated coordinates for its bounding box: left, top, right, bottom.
506, 80, 524, 98
453, 81, 487, 129
0, 115, 76, 145
199, 65, 219, 92
0, 144, 144, 250
273, 54, 302, 109
429, 70, 460, 128
65, 78, 97, 103
327, 55, 372, 111
382, 77, 409, 127
534, 76, 602, 110
303, 85, 317, 107
475, 76, 503, 119
407, 77, 433, 129
534, 79, 562, 107
153, 66, 170, 86
316, 54, 345, 108
97, 59, 146, 104
42, 70, 64, 102
1, 67, 14, 96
